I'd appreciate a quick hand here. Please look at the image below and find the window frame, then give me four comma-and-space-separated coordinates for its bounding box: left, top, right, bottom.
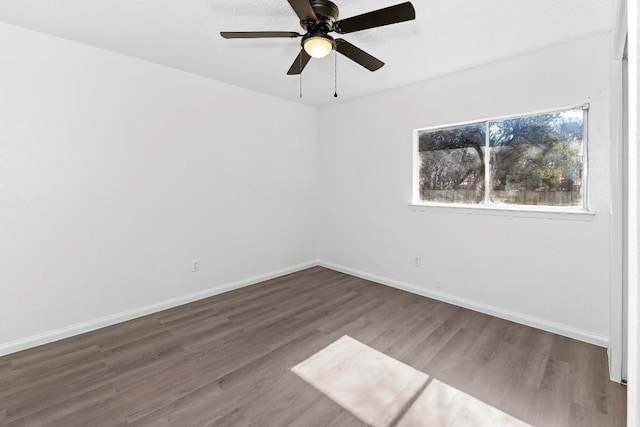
411, 104, 594, 220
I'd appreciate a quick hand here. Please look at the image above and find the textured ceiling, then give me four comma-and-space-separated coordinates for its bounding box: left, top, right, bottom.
0, 0, 612, 106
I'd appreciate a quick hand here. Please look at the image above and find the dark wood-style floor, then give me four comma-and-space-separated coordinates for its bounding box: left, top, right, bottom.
0, 267, 626, 426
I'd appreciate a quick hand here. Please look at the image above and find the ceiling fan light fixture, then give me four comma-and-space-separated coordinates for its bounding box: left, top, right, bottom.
220, 1, 416, 75
303, 35, 333, 58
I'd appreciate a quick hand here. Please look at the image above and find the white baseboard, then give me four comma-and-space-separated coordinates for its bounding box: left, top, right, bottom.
0, 261, 317, 357
318, 260, 609, 348
0, 260, 609, 357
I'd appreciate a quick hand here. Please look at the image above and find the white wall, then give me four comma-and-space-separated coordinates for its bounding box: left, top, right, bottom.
0, 22, 618, 358
627, 0, 639, 423
317, 34, 612, 345
0, 23, 318, 352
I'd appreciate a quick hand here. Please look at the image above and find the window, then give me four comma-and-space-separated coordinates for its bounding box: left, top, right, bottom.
413, 106, 588, 210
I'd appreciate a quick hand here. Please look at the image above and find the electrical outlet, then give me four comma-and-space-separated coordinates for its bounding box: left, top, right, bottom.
435, 276, 442, 289
192, 259, 199, 273
414, 256, 422, 267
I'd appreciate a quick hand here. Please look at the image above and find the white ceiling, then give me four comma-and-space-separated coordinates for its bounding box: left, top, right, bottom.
0, 0, 612, 106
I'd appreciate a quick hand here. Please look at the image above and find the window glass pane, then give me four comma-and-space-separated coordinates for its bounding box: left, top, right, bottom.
489, 109, 584, 207
417, 123, 485, 204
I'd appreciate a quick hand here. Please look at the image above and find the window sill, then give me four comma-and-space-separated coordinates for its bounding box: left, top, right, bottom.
408, 203, 596, 221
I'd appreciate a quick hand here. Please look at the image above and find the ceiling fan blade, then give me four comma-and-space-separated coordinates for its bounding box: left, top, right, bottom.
334, 2, 415, 34
287, 0, 318, 22
287, 50, 312, 75
335, 39, 384, 71
221, 31, 301, 39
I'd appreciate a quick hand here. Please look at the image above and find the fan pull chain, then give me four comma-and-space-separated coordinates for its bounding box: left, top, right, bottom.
299, 47, 303, 99
334, 50, 338, 98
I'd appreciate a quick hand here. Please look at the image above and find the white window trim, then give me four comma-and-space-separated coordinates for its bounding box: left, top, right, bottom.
408, 202, 595, 221
411, 104, 591, 220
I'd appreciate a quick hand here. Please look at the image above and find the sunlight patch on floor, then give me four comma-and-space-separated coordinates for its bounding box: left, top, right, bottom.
291, 335, 531, 427
396, 378, 531, 426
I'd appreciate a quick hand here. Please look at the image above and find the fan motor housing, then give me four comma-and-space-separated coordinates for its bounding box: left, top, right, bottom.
301, 0, 339, 31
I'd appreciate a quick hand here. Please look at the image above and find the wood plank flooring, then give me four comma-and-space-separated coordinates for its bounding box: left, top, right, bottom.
0, 267, 626, 426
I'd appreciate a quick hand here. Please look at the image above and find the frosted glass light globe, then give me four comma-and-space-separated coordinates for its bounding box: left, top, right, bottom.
303, 36, 333, 58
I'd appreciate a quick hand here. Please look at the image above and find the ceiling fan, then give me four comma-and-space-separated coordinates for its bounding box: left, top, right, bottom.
220, 0, 416, 75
